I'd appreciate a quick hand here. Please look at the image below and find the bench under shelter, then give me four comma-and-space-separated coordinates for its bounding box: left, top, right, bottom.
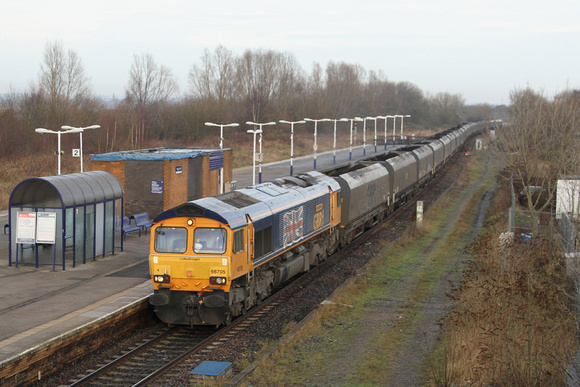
8, 171, 124, 270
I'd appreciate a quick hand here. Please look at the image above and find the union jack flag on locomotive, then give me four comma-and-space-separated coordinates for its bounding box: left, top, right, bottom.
283, 206, 304, 247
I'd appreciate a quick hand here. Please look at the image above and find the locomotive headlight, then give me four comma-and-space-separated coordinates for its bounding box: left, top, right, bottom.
154, 274, 171, 283
209, 276, 227, 285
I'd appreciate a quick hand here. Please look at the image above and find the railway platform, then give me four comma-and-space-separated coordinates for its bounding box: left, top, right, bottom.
0, 210, 152, 376
0, 144, 398, 383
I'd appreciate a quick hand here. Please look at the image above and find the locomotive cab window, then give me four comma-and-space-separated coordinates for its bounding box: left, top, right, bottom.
233, 229, 244, 253
155, 227, 187, 253
194, 228, 226, 254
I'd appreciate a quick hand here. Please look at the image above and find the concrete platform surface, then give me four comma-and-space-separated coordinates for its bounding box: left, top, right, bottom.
0, 146, 385, 370
0, 210, 153, 366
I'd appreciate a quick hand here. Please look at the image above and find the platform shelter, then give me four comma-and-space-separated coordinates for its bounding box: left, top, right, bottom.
8, 171, 124, 270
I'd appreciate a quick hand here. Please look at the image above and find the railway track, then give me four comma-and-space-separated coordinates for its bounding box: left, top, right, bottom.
68, 292, 283, 385
55, 143, 471, 386
69, 325, 214, 386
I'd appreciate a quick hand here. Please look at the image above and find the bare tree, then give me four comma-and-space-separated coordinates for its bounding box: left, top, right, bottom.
271, 52, 305, 120
366, 70, 396, 116
188, 45, 236, 103
428, 92, 465, 127
325, 62, 366, 117
303, 62, 326, 118
394, 82, 429, 125
125, 53, 178, 147
38, 40, 93, 126
500, 88, 580, 214
235, 49, 278, 122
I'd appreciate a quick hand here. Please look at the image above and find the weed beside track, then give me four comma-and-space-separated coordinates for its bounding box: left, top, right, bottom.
244, 144, 576, 386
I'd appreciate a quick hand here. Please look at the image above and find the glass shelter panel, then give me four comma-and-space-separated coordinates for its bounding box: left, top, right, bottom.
85, 204, 95, 260
95, 203, 104, 257
65, 207, 74, 248
114, 198, 123, 249
75, 206, 85, 263
105, 201, 114, 254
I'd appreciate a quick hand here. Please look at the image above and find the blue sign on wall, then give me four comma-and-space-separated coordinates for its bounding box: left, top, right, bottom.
151, 180, 164, 194
209, 152, 224, 170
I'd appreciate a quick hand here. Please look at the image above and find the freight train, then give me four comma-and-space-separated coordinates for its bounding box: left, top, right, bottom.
148, 121, 494, 326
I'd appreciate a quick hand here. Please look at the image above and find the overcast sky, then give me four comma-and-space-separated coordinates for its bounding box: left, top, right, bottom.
1, 0, 578, 105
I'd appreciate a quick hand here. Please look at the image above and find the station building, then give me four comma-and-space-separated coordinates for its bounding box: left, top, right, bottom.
90, 147, 233, 218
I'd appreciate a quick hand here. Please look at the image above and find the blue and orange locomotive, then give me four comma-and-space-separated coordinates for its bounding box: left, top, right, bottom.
148, 121, 493, 326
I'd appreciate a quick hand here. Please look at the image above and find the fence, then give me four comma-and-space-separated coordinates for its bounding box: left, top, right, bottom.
509, 177, 577, 254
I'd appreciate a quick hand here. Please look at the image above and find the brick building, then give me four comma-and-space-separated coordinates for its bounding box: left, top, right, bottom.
90, 147, 232, 218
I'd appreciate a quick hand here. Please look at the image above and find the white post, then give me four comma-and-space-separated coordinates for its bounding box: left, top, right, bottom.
416, 200, 423, 229
304, 118, 330, 169
279, 120, 305, 176
401, 115, 411, 144
246, 121, 275, 183
61, 125, 101, 173
36, 127, 84, 175
204, 122, 239, 193
57, 131, 62, 175
247, 129, 261, 185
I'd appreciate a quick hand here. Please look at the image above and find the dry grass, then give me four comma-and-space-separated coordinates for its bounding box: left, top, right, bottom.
0, 154, 83, 211
430, 179, 577, 386
1, 127, 438, 211
244, 150, 494, 386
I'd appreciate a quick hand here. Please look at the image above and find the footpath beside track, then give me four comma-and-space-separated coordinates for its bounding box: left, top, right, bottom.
240, 145, 497, 385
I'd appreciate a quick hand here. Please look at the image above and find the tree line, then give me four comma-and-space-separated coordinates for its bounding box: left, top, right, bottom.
0, 41, 494, 159
499, 88, 580, 213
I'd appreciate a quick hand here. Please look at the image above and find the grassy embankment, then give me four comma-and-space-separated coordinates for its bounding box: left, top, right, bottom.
429, 171, 576, 385
241, 149, 576, 385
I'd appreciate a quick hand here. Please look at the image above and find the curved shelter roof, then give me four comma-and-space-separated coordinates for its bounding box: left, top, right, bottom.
10, 170, 123, 208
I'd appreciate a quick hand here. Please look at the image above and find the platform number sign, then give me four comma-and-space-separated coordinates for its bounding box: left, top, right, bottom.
72, 149, 80, 157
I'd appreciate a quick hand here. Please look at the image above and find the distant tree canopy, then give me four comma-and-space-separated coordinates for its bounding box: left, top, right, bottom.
0, 42, 497, 158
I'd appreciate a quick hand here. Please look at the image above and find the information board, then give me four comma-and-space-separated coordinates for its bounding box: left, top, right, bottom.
16, 212, 36, 244
36, 212, 56, 244
151, 180, 164, 194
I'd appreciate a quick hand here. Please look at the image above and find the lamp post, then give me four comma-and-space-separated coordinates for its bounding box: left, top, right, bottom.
61, 125, 100, 173
363, 117, 375, 156
331, 118, 349, 164
367, 116, 380, 153
279, 120, 305, 176
204, 122, 239, 149
341, 117, 363, 160
246, 128, 262, 185
246, 121, 275, 183
400, 114, 411, 144
383, 115, 395, 149
205, 122, 239, 193
304, 118, 330, 169
394, 115, 402, 145
35, 127, 83, 175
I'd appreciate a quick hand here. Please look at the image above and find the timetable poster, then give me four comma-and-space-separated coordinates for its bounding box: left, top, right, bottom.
16, 212, 36, 244
36, 212, 56, 244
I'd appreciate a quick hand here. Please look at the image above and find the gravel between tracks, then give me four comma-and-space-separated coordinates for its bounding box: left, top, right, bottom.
241, 144, 496, 386
37, 141, 494, 387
